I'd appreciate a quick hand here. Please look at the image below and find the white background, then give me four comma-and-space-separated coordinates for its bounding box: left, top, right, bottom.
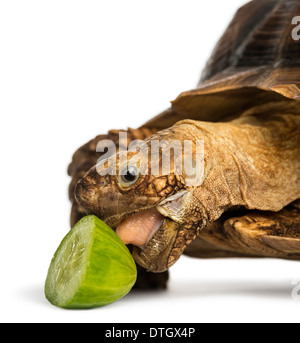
1, 0, 300, 323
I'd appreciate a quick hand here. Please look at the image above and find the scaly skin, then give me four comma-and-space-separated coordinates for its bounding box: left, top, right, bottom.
75, 102, 300, 273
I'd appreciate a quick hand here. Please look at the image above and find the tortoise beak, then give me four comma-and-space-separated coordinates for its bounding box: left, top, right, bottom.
132, 218, 181, 273
156, 190, 191, 224
74, 173, 101, 216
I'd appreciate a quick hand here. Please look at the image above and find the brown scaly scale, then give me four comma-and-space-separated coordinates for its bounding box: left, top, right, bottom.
69, 0, 300, 289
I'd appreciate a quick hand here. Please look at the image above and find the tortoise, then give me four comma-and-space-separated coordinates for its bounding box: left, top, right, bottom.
68, 0, 300, 289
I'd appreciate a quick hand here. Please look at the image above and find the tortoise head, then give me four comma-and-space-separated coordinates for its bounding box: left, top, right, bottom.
75, 127, 204, 272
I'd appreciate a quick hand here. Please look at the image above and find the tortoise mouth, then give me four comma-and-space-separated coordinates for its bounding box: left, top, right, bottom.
131, 217, 181, 273
104, 206, 182, 273
115, 207, 165, 249
104, 205, 159, 230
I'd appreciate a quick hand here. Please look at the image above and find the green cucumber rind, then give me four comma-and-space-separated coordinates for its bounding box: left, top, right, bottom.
45, 215, 137, 309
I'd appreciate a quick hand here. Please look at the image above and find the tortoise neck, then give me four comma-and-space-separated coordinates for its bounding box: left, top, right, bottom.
173, 107, 300, 223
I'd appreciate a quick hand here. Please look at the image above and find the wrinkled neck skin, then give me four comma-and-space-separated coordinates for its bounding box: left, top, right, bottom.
170, 102, 300, 233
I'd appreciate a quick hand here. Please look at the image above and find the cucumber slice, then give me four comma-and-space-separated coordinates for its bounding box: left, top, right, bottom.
45, 215, 137, 309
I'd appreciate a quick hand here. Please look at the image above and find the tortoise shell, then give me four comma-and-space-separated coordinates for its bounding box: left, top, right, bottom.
143, 0, 300, 130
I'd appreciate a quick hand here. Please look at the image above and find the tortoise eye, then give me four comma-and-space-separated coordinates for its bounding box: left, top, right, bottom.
119, 165, 140, 188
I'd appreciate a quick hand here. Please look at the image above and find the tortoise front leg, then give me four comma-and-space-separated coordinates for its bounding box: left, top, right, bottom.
184, 201, 300, 260
134, 263, 169, 289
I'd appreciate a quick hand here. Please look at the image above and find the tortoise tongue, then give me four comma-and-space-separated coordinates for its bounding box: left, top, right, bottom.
116, 208, 164, 249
